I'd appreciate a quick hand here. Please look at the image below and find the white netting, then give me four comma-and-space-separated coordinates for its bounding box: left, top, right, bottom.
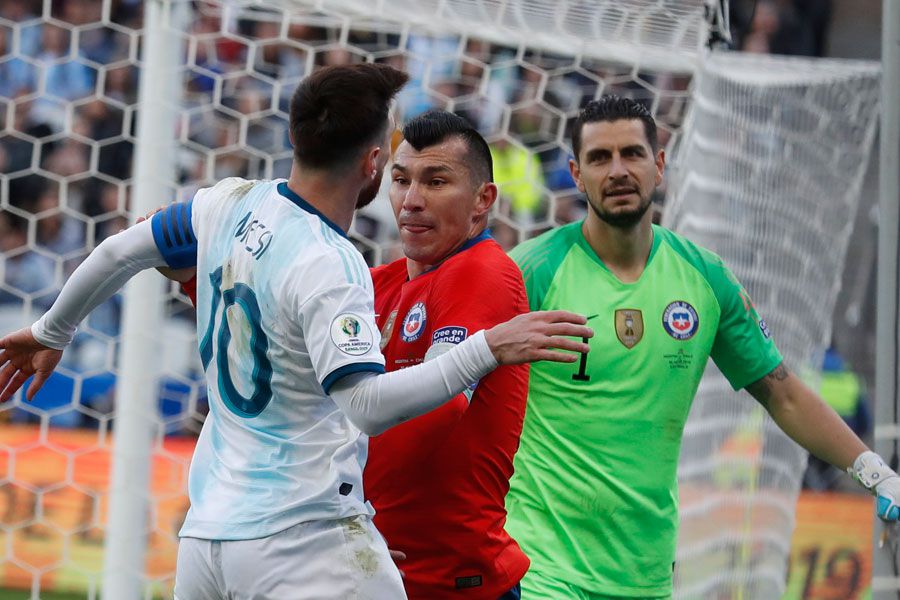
667, 52, 880, 598
0, 0, 879, 597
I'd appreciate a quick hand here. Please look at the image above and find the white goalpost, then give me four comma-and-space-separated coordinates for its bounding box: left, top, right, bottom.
0, 0, 886, 598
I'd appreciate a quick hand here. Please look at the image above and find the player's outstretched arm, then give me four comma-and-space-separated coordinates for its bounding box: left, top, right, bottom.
330, 311, 591, 436
0, 220, 170, 402
746, 362, 900, 521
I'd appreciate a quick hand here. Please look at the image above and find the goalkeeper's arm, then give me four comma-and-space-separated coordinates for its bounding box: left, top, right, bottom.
746, 363, 900, 520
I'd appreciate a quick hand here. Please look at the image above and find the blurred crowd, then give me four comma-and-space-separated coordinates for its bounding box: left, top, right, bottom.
0, 0, 837, 434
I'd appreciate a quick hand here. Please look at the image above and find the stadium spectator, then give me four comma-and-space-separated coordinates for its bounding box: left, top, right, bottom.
804, 346, 872, 491
735, 0, 833, 57
0, 0, 41, 58
35, 186, 85, 260
0, 211, 55, 310
250, 18, 305, 81
30, 24, 95, 129
0, 26, 37, 99
0, 63, 590, 599
490, 138, 545, 225
505, 95, 899, 599
365, 110, 529, 600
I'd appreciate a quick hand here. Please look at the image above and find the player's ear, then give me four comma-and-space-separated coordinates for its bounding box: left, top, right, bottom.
473, 181, 498, 219
569, 158, 585, 193
654, 148, 665, 186
363, 145, 382, 180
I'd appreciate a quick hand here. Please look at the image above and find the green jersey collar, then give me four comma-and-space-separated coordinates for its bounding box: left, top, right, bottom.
574, 221, 662, 284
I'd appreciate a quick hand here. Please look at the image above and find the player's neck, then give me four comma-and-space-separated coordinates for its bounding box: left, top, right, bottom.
286, 166, 358, 233
581, 212, 653, 284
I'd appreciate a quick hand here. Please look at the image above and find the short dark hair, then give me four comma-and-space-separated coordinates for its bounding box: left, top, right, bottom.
400, 110, 493, 184
289, 63, 409, 170
571, 96, 658, 161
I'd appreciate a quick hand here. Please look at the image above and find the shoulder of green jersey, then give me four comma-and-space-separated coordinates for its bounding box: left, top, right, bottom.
655, 226, 735, 284
511, 221, 581, 274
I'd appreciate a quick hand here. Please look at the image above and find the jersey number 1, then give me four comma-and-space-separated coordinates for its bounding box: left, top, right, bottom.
199, 266, 273, 417
572, 336, 590, 381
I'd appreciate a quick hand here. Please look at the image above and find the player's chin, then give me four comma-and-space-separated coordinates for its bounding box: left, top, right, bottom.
403, 245, 445, 266
603, 194, 640, 209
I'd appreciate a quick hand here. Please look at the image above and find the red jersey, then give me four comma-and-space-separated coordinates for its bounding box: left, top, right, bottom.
180, 275, 197, 303
366, 232, 530, 599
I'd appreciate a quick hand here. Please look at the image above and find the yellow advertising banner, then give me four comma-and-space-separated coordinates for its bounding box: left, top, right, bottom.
784, 492, 873, 600
0, 424, 191, 594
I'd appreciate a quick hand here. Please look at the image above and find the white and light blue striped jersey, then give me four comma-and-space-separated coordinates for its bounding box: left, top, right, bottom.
151, 177, 385, 540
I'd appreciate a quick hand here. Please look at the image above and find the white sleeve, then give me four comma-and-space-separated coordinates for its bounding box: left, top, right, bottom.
328, 330, 498, 436
301, 280, 386, 392
31, 220, 168, 349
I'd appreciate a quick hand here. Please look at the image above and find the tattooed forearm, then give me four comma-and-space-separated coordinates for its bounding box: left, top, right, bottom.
769, 363, 789, 381
746, 362, 790, 410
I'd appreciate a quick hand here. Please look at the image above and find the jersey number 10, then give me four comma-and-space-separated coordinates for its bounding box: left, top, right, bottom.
199, 265, 273, 417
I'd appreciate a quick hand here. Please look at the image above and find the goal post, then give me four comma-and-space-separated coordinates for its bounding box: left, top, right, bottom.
102, 1, 186, 598
873, 0, 900, 596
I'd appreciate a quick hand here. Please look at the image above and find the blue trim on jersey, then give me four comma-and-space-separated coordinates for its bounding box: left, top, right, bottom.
151, 202, 198, 269
277, 181, 347, 238
321, 362, 385, 394
458, 228, 492, 252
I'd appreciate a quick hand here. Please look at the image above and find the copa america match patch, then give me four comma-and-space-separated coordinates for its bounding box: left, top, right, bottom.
662, 301, 699, 340
432, 326, 467, 345
330, 313, 374, 355
401, 302, 427, 342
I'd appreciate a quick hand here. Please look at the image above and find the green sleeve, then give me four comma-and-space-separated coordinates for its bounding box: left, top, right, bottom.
707, 258, 783, 390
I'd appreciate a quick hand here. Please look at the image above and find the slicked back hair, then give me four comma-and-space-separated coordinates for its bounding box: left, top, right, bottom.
289, 63, 409, 170
571, 96, 659, 161
401, 110, 493, 185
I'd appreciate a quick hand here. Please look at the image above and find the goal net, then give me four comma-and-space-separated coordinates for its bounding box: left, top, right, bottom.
0, 0, 880, 597
666, 52, 880, 598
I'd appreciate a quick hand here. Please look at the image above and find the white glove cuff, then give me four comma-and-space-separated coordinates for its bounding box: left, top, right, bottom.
848, 450, 897, 490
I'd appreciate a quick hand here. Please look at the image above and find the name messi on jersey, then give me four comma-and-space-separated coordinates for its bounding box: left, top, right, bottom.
235, 211, 274, 260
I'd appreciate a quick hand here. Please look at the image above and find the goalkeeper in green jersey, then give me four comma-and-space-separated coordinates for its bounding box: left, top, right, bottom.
505, 95, 898, 599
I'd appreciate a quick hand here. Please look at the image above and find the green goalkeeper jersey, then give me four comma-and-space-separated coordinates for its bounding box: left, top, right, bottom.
506, 222, 782, 597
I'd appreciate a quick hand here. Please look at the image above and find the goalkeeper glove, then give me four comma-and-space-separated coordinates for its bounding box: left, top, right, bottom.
848, 450, 900, 521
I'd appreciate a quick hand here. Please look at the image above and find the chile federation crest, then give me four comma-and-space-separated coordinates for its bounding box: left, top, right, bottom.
662, 301, 699, 340
401, 302, 427, 342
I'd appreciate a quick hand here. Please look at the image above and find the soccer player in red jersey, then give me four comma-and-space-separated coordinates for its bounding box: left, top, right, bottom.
365, 111, 529, 600
161, 111, 530, 599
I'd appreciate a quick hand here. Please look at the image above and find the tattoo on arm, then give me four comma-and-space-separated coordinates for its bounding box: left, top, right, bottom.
746, 363, 789, 410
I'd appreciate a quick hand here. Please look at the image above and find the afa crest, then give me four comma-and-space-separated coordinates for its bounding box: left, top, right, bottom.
615, 309, 643, 349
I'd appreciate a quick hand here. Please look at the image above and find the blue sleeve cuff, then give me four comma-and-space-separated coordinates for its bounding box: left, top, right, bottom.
321, 362, 385, 394
151, 202, 197, 269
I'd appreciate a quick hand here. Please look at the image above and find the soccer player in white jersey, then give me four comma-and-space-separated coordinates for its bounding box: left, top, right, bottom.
0, 63, 593, 600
